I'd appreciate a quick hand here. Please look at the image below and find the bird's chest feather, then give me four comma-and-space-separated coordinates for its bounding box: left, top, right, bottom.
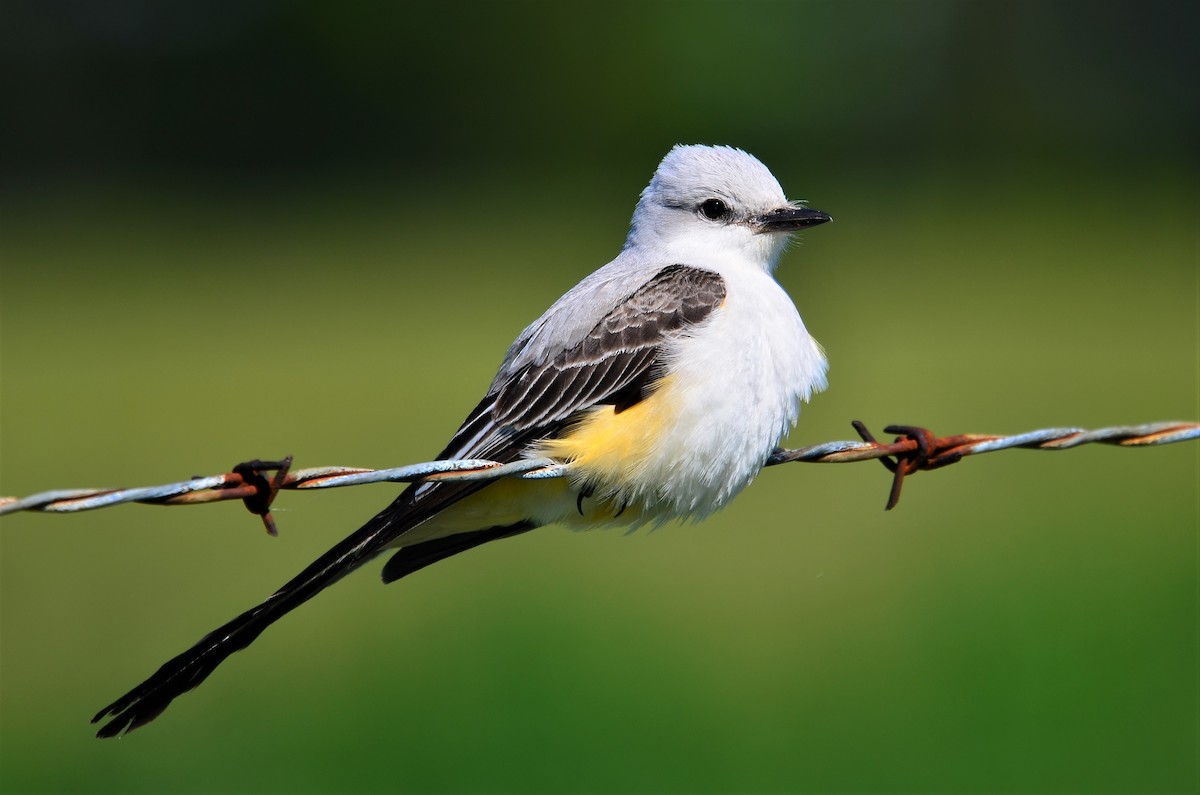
538, 268, 825, 523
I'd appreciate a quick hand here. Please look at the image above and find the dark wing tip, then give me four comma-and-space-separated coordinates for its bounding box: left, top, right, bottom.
88, 603, 272, 738
94, 715, 129, 739
381, 522, 536, 584
92, 705, 135, 739
92, 678, 179, 738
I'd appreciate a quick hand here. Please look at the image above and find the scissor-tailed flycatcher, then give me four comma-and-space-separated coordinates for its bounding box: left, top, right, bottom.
93, 144, 832, 737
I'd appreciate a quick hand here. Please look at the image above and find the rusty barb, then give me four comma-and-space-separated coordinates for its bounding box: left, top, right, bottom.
0, 421, 1195, 525
229, 457, 292, 536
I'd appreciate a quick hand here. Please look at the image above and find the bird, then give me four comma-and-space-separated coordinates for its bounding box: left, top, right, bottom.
91, 144, 832, 737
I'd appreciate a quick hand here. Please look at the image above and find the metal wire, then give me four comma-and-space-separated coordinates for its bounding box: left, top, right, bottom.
1, 421, 1195, 518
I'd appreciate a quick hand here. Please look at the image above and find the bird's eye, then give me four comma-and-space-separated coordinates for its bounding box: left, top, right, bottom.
698, 198, 729, 221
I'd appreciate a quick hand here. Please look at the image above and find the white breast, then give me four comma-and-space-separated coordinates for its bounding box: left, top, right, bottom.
638, 263, 827, 520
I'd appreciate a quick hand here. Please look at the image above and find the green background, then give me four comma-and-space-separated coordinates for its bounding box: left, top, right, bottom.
1, 2, 1196, 793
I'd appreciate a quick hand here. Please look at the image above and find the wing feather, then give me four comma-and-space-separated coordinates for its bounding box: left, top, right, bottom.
492, 265, 725, 432
435, 265, 724, 472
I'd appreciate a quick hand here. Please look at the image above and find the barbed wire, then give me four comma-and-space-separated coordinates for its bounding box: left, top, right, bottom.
0, 421, 1194, 524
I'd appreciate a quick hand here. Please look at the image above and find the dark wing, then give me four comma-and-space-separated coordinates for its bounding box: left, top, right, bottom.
494, 264, 725, 428
441, 264, 727, 457
92, 265, 725, 737
381, 264, 727, 582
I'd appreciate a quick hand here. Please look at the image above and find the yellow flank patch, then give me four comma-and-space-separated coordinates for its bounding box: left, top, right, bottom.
413, 374, 681, 542
534, 373, 679, 489
417, 475, 571, 538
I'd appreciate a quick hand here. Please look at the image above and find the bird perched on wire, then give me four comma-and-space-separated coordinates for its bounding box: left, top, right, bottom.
92, 144, 833, 737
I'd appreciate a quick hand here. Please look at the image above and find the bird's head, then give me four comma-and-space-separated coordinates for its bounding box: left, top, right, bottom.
625, 144, 831, 272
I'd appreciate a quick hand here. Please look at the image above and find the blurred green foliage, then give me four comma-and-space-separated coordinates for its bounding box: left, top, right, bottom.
1, 1, 1196, 793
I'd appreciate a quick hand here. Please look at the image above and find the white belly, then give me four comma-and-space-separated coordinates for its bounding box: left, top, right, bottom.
648, 265, 825, 515
534, 265, 826, 526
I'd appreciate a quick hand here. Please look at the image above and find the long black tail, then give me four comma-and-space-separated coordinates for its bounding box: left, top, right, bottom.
91, 481, 484, 737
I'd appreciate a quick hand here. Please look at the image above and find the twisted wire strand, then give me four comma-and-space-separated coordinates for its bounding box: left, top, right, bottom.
1, 421, 1195, 517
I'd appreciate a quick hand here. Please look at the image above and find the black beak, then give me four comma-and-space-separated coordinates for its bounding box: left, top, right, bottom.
754, 206, 833, 232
